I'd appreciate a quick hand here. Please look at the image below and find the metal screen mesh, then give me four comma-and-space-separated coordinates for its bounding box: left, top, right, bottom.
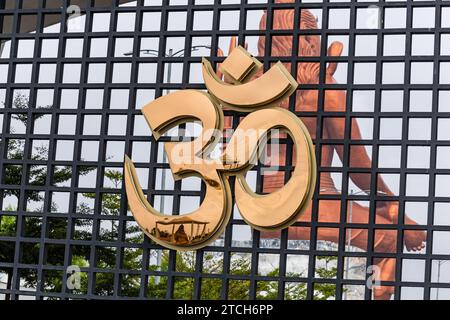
0, 0, 449, 300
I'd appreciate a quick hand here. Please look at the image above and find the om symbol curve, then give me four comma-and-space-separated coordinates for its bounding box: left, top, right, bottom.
124, 46, 316, 250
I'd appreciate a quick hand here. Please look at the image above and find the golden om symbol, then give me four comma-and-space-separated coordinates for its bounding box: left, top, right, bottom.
124, 47, 316, 250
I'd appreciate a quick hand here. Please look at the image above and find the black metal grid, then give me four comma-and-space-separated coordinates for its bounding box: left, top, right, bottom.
0, 0, 449, 300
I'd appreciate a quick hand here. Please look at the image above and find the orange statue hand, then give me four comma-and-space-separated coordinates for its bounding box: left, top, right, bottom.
326, 41, 343, 77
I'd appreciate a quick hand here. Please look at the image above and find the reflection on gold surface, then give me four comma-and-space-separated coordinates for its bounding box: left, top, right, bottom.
125, 46, 316, 250
124, 155, 231, 250
155, 217, 209, 245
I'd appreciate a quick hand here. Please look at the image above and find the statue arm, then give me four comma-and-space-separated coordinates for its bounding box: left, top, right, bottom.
324, 90, 395, 196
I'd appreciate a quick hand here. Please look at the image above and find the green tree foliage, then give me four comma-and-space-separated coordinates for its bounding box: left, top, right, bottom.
313, 256, 339, 300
